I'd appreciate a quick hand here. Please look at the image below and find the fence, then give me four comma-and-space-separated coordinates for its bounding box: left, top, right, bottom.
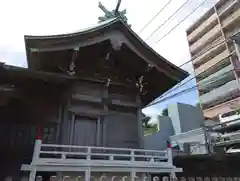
9, 176, 240, 181
21, 139, 182, 181
28, 139, 173, 166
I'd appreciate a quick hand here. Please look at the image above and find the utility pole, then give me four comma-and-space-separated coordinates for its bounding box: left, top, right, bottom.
198, 103, 212, 154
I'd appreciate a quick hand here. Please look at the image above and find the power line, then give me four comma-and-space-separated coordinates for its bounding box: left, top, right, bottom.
145, 53, 237, 108
178, 38, 230, 68
156, 40, 227, 98
154, 54, 233, 103
145, 0, 191, 41
145, 67, 238, 108
139, 0, 173, 33
155, 35, 236, 100
156, 76, 196, 100
160, 49, 235, 100
139, 0, 238, 108
156, 0, 208, 43
162, 28, 240, 95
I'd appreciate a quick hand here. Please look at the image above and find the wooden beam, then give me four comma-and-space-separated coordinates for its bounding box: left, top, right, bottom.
72, 93, 140, 107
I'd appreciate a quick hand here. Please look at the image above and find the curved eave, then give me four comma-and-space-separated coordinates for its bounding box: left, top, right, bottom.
24, 18, 188, 81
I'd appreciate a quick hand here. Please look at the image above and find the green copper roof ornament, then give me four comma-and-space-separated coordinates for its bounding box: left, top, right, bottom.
98, 0, 131, 27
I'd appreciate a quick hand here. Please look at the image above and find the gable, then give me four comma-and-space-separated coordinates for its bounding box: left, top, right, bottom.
24, 18, 188, 105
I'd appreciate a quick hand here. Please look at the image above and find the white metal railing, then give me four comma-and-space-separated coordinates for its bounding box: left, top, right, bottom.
32, 140, 172, 165
21, 139, 182, 181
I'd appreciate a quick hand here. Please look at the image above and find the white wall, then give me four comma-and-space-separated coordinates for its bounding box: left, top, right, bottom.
144, 116, 174, 150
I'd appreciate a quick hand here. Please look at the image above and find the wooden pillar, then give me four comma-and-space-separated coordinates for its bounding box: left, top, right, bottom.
96, 117, 101, 146
56, 104, 64, 144
59, 102, 70, 145
136, 94, 144, 149
69, 113, 75, 144
102, 82, 109, 147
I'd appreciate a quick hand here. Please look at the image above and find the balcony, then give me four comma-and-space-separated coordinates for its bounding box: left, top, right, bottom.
221, 8, 240, 29
200, 79, 239, 106
190, 24, 222, 55
193, 39, 225, 66
195, 49, 229, 76
187, 13, 218, 43
218, 0, 238, 18
21, 139, 182, 181
198, 64, 234, 91
203, 96, 240, 118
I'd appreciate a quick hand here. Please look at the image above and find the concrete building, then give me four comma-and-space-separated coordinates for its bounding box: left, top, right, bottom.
186, 0, 240, 119
168, 103, 205, 134
144, 103, 206, 154
144, 116, 174, 151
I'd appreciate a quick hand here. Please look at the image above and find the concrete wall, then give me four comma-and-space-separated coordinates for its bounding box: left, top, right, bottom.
144, 116, 174, 150
168, 103, 204, 133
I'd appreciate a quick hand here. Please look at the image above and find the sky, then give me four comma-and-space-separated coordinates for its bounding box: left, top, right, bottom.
0, 0, 218, 116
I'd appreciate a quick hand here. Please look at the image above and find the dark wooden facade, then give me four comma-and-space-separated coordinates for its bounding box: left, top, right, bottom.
0, 18, 188, 179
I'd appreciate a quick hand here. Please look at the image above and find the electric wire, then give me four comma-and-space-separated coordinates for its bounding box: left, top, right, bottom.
139, 0, 238, 108
146, 54, 237, 107
157, 51, 232, 100
139, 0, 174, 33
155, 34, 238, 100
162, 51, 236, 102
145, 0, 192, 41
145, 68, 238, 108
142, 0, 220, 100
155, 0, 208, 43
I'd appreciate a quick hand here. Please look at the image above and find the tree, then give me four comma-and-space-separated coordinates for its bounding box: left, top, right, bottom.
141, 113, 158, 136
141, 113, 151, 128
196, 102, 202, 109
161, 108, 168, 116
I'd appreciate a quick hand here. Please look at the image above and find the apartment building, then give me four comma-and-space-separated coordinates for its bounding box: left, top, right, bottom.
186, 0, 240, 120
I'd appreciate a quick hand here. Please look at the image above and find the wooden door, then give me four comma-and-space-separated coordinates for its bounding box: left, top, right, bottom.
72, 116, 97, 146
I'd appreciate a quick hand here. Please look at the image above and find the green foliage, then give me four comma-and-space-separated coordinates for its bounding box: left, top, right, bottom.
141, 113, 158, 136
143, 124, 158, 136
161, 108, 168, 116
196, 102, 202, 109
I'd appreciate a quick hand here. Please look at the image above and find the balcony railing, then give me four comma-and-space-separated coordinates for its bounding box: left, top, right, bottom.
195, 49, 229, 76
188, 13, 218, 44
198, 64, 234, 91
190, 24, 221, 55
21, 139, 182, 181
200, 79, 239, 106
221, 8, 240, 28
193, 39, 225, 66
218, 0, 238, 18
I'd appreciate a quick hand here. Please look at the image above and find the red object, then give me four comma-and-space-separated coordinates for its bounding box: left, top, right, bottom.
36, 126, 42, 140
167, 141, 171, 148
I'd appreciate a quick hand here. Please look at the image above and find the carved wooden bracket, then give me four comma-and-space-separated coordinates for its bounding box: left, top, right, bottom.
110, 37, 123, 51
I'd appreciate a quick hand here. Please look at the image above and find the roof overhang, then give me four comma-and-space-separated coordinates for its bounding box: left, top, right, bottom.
24, 18, 188, 81
24, 18, 189, 105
